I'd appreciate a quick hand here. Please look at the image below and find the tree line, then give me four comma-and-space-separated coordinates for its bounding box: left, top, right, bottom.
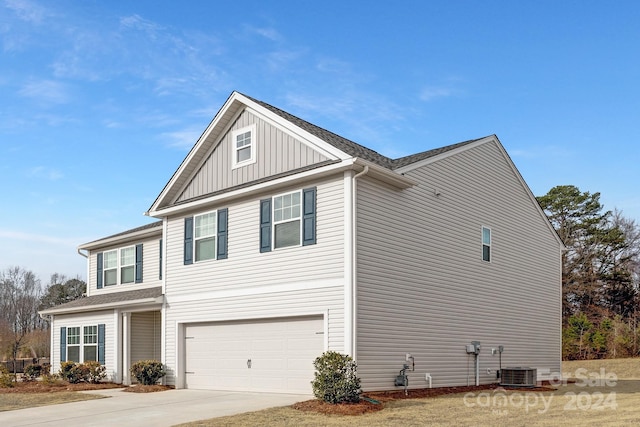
0, 270, 85, 365
537, 185, 640, 360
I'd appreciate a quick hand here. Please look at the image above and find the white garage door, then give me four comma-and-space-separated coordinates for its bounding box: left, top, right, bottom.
184, 316, 324, 393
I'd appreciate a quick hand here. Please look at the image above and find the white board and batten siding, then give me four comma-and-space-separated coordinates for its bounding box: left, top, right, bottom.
176, 109, 330, 203
162, 175, 347, 390
51, 310, 115, 380
87, 235, 162, 297
355, 140, 562, 391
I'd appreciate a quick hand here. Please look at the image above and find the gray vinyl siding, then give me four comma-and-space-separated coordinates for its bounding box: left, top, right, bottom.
130, 311, 161, 363
163, 175, 346, 386
355, 140, 562, 391
87, 236, 162, 297
51, 310, 115, 379
176, 110, 329, 203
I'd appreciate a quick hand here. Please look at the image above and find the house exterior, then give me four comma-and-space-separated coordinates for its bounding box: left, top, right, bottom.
40, 91, 563, 393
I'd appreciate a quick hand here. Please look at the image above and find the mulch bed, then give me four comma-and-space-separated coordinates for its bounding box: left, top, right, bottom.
293, 383, 557, 416
0, 381, 124, 394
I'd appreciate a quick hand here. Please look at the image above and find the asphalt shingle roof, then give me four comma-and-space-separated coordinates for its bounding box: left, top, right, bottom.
40, 286, 162, 313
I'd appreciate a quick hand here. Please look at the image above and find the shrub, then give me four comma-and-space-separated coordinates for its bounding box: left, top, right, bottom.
23, 364, 43, 382
0, 365, 14, 388
41, 373, 62, 385
59, 361, 91, 384
311, 351, 361, 404
85, 361, 107, 384
130, 360, 166, 385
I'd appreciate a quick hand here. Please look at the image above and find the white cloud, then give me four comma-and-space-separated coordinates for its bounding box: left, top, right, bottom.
161, 128, 201, 150
18, 79, 70, 104
0, 229, 76, 247
4, 0, 49, 24
27, 166, 63, 180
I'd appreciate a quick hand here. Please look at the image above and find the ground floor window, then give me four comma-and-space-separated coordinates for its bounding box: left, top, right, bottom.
61, 324, 104, 364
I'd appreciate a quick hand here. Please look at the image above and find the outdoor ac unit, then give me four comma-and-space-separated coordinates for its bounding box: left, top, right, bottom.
500, 367, 537, 387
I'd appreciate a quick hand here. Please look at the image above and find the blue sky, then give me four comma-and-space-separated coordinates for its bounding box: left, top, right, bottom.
1, 0, 639, 283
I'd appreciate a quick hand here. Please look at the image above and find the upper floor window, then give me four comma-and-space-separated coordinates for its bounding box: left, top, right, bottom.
195, 211, 217, 262
232, 125, 256, 168
183, 208, 228, 265
97, 245, 143, 289
482, 226, 491, 262
260, 187, 316, 252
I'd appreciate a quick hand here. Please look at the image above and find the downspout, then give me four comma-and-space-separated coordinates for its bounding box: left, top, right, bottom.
346, 165, 369, 358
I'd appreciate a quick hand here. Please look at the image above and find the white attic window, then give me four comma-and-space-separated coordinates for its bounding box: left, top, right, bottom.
232, 124, 256, 168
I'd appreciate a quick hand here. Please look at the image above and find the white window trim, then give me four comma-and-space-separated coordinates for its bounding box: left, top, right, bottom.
103, 245, 137, 286
482, 226, 491, 262
193, 210, 217, 262
272, 189, 303, 250
231, 124, 256, 169
66, 324, 98, 363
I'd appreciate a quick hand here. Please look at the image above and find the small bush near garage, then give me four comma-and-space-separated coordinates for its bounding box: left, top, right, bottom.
130, 360, 166, 385
311, 351, 361, 404
85, 361, 107, 383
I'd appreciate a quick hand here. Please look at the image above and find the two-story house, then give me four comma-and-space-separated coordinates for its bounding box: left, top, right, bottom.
40, 91, 562, 393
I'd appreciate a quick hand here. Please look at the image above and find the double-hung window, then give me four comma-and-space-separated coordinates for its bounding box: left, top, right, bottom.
83, 326, 98, 361
97, 245, 143, 288
120, 246, 135, 284
103, 250, 118, 286
66, 327, 81, 362
482, 226, 491, 262
183, 208, 228, 265
260, 187, 316, 252
232, 125, 256, 168
273, 191, 302, 249
61, 324, 105, 364
195, 211, 217, 262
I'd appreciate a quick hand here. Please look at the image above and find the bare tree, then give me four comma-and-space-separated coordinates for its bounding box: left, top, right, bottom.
0, 267, 43, 378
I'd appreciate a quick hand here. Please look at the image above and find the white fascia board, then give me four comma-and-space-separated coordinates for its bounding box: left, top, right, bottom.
394, 136, 494, 175
354, 158, 417, 189
38, 297, 163, 316
147, 92, 244, 214
78, 225, 162, 251
148, 158, 357, 217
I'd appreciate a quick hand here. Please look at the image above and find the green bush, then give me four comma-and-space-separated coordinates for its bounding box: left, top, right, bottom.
311, 351, 361, 404
0, 365, 14, 388
59, 361, 91, 384
85, 361, 106, 384
23, 364, 43, 381
130, 360, 166, 385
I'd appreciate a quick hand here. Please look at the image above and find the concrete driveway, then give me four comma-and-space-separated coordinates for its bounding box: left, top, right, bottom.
0, 388, 311, 427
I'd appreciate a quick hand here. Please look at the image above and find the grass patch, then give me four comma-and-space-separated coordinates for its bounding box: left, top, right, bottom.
0, 391, 104, 412
176, 357, 640, 427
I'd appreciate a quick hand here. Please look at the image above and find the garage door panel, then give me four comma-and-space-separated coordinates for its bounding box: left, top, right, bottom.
184, 316, 323, 393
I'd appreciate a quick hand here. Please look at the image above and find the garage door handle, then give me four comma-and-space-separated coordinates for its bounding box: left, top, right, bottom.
247, 359, 251, 369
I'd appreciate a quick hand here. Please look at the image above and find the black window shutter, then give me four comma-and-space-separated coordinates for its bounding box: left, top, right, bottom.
217, 208, 228, 260
260, 199, 272, 252
97, 324, 105, 365
96, 253, 103, 289
159, 239, 163, 280
302, 187, 317, 246
60, 327, 67, 362
184, 217, 193, 265
135, 244, 143, 283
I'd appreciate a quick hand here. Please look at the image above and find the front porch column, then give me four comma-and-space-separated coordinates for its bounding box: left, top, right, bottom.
122, 312, 131, 385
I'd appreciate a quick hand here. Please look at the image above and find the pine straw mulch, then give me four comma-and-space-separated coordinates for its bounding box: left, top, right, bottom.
0, 381, 124, 394
292, 383, 557, 416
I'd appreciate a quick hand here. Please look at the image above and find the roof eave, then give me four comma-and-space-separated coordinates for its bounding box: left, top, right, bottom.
78, 225, 163, 251
39, 295, 164, 316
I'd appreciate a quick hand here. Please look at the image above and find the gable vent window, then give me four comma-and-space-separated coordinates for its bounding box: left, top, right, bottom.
232, 124, 256, 168
482, 226, 491, 262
